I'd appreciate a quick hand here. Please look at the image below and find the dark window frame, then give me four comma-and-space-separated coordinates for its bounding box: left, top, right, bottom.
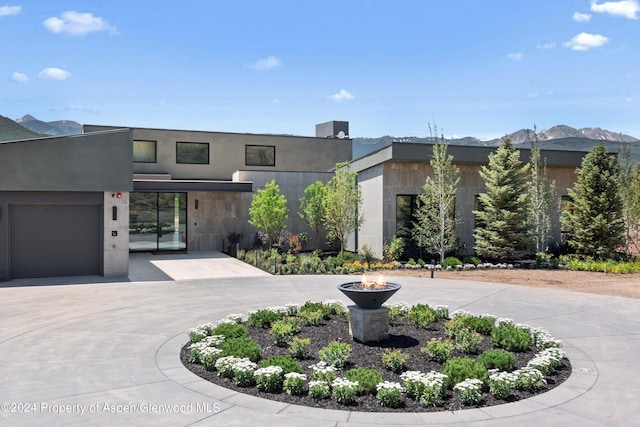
133, 140, 157, 163
396, 194, 418, 237
176, 141, 210, 165
245, 145, 276, 167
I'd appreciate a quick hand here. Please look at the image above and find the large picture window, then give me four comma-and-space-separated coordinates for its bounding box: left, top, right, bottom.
246, 145, 275, 166
133, 140, 157, 163
396, 195, 418, 238
176, 142, 209, 164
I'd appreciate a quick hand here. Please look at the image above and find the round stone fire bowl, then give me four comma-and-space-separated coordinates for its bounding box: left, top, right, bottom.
337, 282, 401, 309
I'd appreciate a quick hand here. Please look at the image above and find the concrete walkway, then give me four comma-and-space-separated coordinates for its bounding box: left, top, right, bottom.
1, 252, 639, 426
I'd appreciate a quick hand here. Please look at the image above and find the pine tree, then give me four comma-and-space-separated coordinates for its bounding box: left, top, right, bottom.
618, 143, 640, 255
412, 136, 460, 264
474, 137, 532, 260
561, 144, 625, 259
528, 128, 557, 253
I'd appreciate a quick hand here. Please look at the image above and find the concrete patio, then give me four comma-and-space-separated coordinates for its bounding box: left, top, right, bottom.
1, 252, 638, 426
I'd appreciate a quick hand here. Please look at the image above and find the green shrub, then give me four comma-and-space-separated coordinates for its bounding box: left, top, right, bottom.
409, 304, 438, 328
421, 338, 454, 364
454, 328, 483, 354
300, 301, 331, 319
318, 341, 351, 368
221, 337, 262, 362
299, 309, 324, 326
345, 367, 383, 395
443, 256, 462, 268
442, 357, 488, 389
212, 323, 248, 339
247, 309, 284, 328
491, 323, 531, 352
462, 255, 481, 266
462, 315, 495, 336
288, 336, 311, 359
270, 318, 299, 346
478, 349, 516, 371
381, 349, 408, 373
383, 236, 404, 262
259, 355, 303, 374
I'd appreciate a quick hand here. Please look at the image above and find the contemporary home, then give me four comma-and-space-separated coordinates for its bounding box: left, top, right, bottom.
0, 119, 588, 281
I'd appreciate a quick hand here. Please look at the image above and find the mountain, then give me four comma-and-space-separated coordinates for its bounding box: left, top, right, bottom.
0, 115, 44, 142
16, 114, 82, 136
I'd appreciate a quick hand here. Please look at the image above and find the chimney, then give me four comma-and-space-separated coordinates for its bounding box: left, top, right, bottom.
316, 121, 349, 139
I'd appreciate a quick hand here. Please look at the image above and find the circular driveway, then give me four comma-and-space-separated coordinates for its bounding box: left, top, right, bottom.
1, 256, 639, 426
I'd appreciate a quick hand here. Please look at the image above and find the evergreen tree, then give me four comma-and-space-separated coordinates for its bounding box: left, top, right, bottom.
561, 144, 625, 259
412, 135, 460, 264
323, 162, 364, 256
527, 128, 557, 253
248, 180, 288, 250
474, 137, 532, 260
618, 143, 640, 255
299, 181, 327, 250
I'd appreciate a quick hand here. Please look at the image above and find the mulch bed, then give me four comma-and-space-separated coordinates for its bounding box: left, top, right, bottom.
181, 315, 571, 412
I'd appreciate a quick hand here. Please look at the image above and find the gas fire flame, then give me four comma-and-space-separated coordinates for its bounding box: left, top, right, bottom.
360, 274, 386, 289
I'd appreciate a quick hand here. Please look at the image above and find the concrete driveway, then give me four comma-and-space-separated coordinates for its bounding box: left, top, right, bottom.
1, 252, 639, 426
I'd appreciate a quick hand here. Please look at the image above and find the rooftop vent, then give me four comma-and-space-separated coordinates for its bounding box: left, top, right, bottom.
316, 121, 349, 139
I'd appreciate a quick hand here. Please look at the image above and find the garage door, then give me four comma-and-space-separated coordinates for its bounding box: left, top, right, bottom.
10, 204, 102, 279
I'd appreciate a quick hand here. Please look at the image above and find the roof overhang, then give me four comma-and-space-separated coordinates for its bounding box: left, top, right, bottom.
133, 179, 252, 192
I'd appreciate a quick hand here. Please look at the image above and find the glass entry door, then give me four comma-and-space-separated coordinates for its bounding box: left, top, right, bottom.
129, 192, 187, 252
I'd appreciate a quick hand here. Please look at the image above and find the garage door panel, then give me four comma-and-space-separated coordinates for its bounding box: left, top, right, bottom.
10, 204, 102, 279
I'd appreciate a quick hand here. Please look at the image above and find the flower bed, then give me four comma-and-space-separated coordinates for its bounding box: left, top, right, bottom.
181, 301, 570, 412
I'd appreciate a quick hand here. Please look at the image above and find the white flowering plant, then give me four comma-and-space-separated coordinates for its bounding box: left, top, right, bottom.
215, 356, 243, 379
488, 370, 517, 399
332, 378, 359, 405
308, 380, 331, 399
453, 378, 484, 406
283, 372, 307, 396
232, 359, 257, 387
376, 381, 404, 408
514, 366, 547, 391
254, 365, 284, 392
310, 361, 337, 383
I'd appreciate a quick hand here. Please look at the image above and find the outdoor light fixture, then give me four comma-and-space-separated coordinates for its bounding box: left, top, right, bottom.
112, 206, 117, 221
195, 199, 199, 209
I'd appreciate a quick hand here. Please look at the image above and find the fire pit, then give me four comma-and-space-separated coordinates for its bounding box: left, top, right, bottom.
337, 275, 401, 309
338, 275, 401, 342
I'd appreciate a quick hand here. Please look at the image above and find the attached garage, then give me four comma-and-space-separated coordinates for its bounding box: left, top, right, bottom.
0, 130, 133, 282
9, 204, 102, 279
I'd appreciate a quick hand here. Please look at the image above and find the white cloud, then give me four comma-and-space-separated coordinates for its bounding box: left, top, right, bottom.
38, 67, 72, 80
507, 52, 523, 61
536, 42, 556, 49
564, 32, 609, 50
0, 5, 22, 16
251, 56, 282, 70
65, 105, 98, 113
573, 12, 592, 21
329, 89, 354, 102
11, 72, 29, 82
43, 11, 118, 36
591, 0, 639, 19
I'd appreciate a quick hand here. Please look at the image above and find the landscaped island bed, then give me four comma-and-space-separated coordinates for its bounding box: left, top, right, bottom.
182, 302, 570, 412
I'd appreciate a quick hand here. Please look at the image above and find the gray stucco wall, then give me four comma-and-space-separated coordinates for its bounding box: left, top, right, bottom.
0, 130, 133, 192
356, 160, 581, 260
187, 171, 335, 252
84, 125, 351, 181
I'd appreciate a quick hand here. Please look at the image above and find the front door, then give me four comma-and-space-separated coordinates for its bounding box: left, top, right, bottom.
129, 192, 187, 252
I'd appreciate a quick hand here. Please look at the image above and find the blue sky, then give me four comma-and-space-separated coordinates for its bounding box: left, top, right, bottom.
1, 1, 639, 139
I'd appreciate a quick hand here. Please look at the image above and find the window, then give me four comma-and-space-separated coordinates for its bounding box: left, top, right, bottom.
133, 140, 156, 163
396, 195, 418, 238
176, 142, 209, 164
246, 145, 275, 166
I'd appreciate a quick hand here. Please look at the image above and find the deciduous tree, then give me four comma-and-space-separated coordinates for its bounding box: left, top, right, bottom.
248, 180, 288, 250
299, 181, 327, 250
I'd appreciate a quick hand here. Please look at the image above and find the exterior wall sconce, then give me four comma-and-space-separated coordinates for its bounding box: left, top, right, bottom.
195, 199, 199, 209
112, 206, 118, 221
